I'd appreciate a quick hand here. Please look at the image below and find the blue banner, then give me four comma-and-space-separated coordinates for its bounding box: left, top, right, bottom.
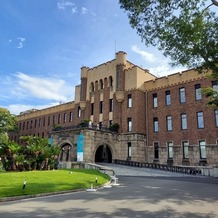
77, 134, 84, 161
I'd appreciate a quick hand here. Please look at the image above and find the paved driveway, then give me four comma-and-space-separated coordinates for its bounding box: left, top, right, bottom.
0, 164, 218, 218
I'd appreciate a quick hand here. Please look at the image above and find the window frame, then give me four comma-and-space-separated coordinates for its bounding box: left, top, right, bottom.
127, 94, 132, 108
127, 117, 132, 132
199, 140, 206, 159
165, 90, 171, 106
153, 93, 158, 108
181, 113, 187, 130
182, 141, 189, 159
179, 87, 186, 103
168, 142, 173, 159
153, 117, 158, 133
195, 84, 202, 101
166, 115, 172, 131
128, 142, 132, 158
197, 111, 204, 129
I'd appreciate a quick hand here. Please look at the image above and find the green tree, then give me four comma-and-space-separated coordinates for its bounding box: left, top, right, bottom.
0, 108, 17, 133
0, 140, 21, 171
119, 0, 218, 104
20, 136, 60, 171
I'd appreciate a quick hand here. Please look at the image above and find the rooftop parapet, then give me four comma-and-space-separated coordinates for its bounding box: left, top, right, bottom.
144, 69, 206, 91
18, 101, 75, 121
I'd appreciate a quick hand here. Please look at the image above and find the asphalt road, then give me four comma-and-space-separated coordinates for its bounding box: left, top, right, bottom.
0, 164, 218, 218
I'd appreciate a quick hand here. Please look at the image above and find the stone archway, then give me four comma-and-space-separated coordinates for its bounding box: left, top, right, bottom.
95, 144, 112, 163
60, 144, 72, 162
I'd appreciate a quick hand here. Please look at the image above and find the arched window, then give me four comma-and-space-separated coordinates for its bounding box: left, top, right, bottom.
99, 79, 104, 90
109, 76, 113, 87
90, 82, 94, 92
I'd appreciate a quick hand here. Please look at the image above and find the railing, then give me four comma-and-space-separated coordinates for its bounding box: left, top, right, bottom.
113, 159, 202, 176
52, 124, 117, 133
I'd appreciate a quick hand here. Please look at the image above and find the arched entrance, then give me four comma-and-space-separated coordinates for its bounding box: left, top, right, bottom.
60, 144, 72, 162
95, 144, 112, 163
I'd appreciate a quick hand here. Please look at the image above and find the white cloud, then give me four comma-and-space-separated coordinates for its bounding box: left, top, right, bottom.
81, 7, 88, 14
57, 0, 77, 14
149, 60, 186, 77
15, 72, 73, 102
17, 37, 26, 49
131, 45, 156, 63
7, 102, 60, 115
57, 0, 75, 10
71, 7, 77, 14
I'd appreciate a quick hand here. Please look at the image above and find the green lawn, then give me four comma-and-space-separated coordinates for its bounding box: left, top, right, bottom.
0, 169, 110, 198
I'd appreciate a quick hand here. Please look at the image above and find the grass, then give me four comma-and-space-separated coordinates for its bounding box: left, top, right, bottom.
0, 169, 110, 198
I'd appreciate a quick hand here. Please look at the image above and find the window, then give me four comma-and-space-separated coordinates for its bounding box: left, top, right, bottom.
109, 76, 113, 87
197, 112, 204, 128
53, 115, 56, 125
153, 117, 158, 132
199, 140, 206, 159
43, 117, 46, 127
69, 112, 73, 122
99, 101, 103, 114
181, 113, 187, 130
48, 116, 50, 126
182, 141, 189, 159
215, 110, 218, 127
91, 103, 94, 115
127, 118, 132, 132
58, 114, 61, 124
195, 84, 202, 100
128, 142, 132, 158
168, 142, 173, 159
165, 90, 171, 106
64, 113, 67, 123
30, 120, 33, 129
91, 82, 94, 92
179, 87, 186, 103
109, 99, 113, 112
153, 93, 157, 108
35, 119, 37, 128
99, 79, 104, 90
166, 115, 172, 131
22, 122, 25, 130
78, 106, 81, 118
39, 118, 41, 127
127, 94, 132, 108
26, 121, 29, 130
154, 142, 159, 159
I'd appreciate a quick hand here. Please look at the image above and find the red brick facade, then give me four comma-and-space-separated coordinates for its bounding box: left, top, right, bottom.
10, 52, 218, 166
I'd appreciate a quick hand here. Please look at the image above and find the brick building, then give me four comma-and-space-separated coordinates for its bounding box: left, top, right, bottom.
10, 51, 218, 166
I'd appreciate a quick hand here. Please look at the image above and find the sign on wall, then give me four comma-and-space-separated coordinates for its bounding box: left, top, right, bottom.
77, 134, 84, 161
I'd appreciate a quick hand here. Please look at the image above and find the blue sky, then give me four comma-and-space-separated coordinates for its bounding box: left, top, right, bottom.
0, 0, 186, 115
